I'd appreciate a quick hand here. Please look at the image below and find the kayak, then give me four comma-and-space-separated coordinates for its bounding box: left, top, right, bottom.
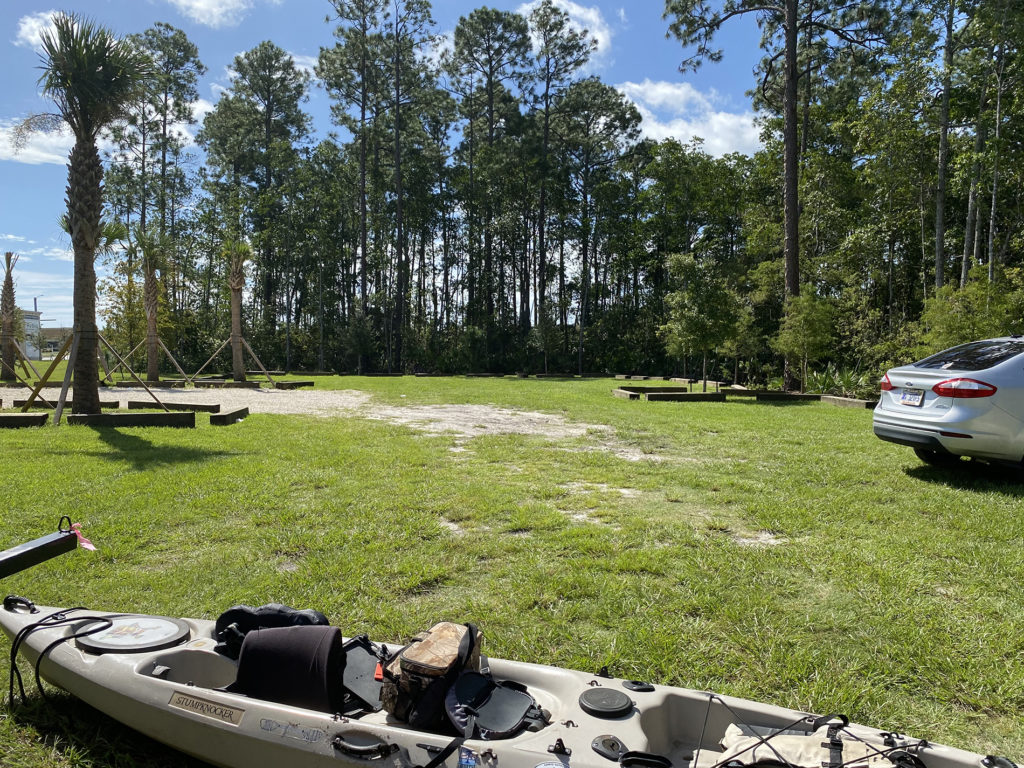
0, 597, 1011, 768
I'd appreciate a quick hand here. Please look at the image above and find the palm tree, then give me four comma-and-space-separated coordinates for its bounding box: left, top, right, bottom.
34, 13, 153, 413
1, 252, 18, 382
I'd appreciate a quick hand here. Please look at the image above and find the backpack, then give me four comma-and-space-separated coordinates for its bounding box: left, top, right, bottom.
380, 622, 481, 731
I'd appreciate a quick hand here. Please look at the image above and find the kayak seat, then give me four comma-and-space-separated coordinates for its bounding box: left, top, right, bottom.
445, 671, 548, 739
224, 624, 346, 713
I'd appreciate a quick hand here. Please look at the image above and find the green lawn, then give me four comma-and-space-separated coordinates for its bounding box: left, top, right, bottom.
1, 376, 1022, 767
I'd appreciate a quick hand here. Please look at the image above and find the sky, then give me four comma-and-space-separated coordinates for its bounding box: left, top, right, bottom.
0, 0, 765, 328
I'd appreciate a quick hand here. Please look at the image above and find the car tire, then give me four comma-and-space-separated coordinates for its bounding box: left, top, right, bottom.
913, 448, 963, 467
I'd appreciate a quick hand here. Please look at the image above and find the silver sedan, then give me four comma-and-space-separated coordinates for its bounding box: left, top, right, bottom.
873, 337, 1024, 466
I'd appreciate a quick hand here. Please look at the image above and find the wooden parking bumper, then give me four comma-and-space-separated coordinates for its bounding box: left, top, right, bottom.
127, 400, 221, 413
613, 386, 725, 402
274, 380, 314, 390
821, 395, 878, 409
645, 391, 725, 402
754, 392, 822, 402
114, 380, 188, 388
210, 407, 249, 426
14, 399, 120, 409
0, 413, 49, 428
192, 380, 261, 389
66, 412, 195, 428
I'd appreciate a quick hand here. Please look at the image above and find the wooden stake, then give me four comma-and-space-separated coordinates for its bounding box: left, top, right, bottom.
21, 334, 71, 412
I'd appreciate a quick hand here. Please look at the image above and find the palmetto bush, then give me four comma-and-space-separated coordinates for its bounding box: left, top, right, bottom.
806, 364, 877, 400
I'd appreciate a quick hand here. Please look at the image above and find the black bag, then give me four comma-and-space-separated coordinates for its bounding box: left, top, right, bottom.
445, 671, 548, 739
214, 603, 329, 660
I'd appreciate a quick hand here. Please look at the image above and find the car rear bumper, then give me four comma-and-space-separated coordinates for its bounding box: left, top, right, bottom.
872, 421, 950, 451
873, 408, 1021, 461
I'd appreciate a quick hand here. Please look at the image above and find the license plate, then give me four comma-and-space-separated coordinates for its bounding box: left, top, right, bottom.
899, 388, 924, 407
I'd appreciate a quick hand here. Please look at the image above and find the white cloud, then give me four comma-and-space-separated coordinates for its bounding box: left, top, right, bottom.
0, 120, 73, 165
14, 11, 58, 50
165, 0, 254, 29
425, 30, 454, 71
618, 8, 628, 25
23, 246, 73, 263
0, 234, 32, 244
290, 53, 319, 78
616, 79, 762, 157
517, 0, 613, 63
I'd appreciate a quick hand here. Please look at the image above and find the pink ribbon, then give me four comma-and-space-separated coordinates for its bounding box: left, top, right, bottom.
71, 523, 97, 551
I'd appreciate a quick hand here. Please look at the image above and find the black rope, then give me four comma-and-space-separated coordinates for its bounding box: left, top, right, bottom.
701, 694, 929, 768
8, 608, 113, 706
705, 693, 818, 768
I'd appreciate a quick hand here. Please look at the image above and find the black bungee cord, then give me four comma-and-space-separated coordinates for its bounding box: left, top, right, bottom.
8, 608, 114, 706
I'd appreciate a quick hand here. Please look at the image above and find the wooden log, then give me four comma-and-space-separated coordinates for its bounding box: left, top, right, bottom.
192, 380, 260, 389
274, 380, 314, 390
616, 385, 688, 394
612, 389, 641, 400
0, 413, 48, 428
210, 407, 249, 426
14, 399, 119, 409
645, 392, 726, 402
127, 400, 221, 413
66, 412, 195, 428
755, 392, 822, 402
821, 395, 878, 409
114, 379, 187, 388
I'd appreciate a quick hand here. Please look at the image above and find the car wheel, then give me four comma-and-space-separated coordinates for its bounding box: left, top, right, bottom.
913, 448, 963, 467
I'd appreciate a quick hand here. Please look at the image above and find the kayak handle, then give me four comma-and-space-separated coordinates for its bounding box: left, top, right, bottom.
3, 595, 39, 614
332, 735, 400, 760
620, 751, 672, 768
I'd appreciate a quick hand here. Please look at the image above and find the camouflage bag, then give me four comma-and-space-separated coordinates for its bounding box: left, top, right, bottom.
380, 622, 481, 731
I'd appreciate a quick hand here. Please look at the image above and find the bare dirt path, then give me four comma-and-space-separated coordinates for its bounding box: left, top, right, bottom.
24, 385, 658, 462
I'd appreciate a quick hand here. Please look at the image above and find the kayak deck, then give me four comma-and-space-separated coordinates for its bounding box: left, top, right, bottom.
1, 602, 994, 768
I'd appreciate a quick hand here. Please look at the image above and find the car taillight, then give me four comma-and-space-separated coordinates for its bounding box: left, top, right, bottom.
931, 378, 997, 398
880, 374, 894, 391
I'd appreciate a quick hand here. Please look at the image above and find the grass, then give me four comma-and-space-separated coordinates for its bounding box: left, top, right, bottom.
1, 376, 1022, 767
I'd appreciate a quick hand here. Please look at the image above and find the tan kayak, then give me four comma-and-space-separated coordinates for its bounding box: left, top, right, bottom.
0, 597, 1011, 768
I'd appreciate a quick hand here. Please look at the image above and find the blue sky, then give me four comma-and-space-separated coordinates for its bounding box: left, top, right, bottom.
0, 0, 765, 327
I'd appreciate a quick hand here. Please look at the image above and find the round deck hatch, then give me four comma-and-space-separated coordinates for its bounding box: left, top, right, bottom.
579, 687, 633, 718
75, 614, 190, 655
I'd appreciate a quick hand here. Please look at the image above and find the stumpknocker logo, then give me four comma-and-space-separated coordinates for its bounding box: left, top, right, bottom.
169, 691, 245, 726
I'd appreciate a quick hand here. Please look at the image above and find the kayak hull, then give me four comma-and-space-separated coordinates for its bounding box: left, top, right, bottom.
0, 601, 995, 768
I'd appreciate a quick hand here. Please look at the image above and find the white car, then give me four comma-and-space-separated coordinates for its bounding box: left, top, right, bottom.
873, 337, 1024, 466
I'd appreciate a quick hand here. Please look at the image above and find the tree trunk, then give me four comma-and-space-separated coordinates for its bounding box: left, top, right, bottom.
782, 0, 801, 391
229, 252, 246, 382
1, 253, 16, 382
986, 44, 1004, 284
144, 257, 160, 382
934, 0, 954, 289
69, 140, 103, 414
960, 122, 986, 287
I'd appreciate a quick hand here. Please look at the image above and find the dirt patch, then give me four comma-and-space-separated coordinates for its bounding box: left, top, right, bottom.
45, 386, 659, 461
732, 531, 787, 548
561, 482, 642, 498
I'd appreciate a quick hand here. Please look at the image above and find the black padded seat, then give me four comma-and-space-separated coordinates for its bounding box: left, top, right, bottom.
226, 624, 345, 713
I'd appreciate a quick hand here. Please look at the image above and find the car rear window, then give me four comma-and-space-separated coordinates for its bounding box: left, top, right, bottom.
914, 339, 1024, 370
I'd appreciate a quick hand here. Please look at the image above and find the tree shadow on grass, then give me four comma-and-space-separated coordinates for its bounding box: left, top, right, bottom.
79, 428, 239, 471
905, 460, 1024, 496
4, 694, 204, 768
